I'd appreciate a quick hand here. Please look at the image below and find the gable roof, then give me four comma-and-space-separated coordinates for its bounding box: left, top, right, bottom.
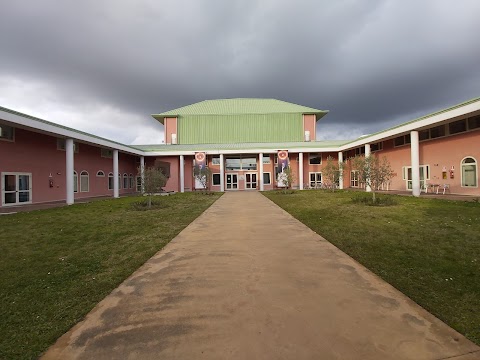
152, 98, 329, 124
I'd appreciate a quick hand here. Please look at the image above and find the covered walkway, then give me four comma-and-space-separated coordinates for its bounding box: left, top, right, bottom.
42, 192, 479, 359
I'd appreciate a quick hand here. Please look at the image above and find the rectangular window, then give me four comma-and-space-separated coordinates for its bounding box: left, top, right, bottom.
394, 136, 405, 147
371, 142, 383, 152
101, 148, 113, 158
136, 176, 142, 191
449, 119, 467, 135
394, 134, 410, 147
355, 147, 366, 156
225, 157, 257, 170
262, 155, 271, 164
123, 175, 128, 189
212, 173, 221, 186
468, 115, 480, 130
212, 156, 220, 165
430, 125, 445, 139
57, 139, 79, 153
309, 172, 322, 188
225, 158, 241, 170
0, 125, 14, 141
241, 157, 257, 170
108, 174, 114, 190
73, 172, 78, 193
309, 153, 321, 165
350, 170, 359, 187
263, 172, 271, 185
419, 130, 430, 141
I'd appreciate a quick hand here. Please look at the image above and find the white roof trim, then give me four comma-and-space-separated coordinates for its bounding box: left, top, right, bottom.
0, 109, 144, 156
339, 100, 480, 151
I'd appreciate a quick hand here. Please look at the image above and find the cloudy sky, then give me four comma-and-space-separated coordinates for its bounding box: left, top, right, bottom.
1, 0, 479, 144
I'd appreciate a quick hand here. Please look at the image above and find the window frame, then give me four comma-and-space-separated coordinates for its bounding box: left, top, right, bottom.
212, 173, 221, 186
129, 174, 134, 189
211, 156, 221, 166
350, 170, 359, 187
461, 156, 478, 188
96, 170, 105, 177
309, 172, 322, 188
57, 139, 79, 153
80, 171, 89, 192
263, 172, 271, 185
101, 148, 113, 158
0, 124, 15, 142
309, 153, 322, 165
123, 173, 128, 189
73, 171, 78, 193
108, 172, 114, 190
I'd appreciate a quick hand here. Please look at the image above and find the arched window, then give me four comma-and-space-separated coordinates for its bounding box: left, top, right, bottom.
129, 173, 134, 189
73, 171, 78, 193
123, 173, 128, 189
461, 157, 477, 187
80, 171, 89, 192
108, 172, 114, 190
96, 170, 105, 177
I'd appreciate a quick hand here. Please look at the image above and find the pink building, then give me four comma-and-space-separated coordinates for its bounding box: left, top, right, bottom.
1, 98, 479, 208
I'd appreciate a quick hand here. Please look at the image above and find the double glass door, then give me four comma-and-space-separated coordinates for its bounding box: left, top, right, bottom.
245, 173, 257, 189
2, 173, 32, 206
226, 173, 238, 190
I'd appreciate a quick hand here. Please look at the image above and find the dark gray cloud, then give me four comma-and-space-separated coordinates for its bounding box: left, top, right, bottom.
0, 0, 479, 144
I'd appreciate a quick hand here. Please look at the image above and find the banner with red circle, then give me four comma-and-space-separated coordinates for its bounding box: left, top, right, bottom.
195, 152, 206, 169
277, 150, 289, 172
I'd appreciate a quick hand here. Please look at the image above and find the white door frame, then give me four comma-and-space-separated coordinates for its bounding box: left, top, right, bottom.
225, 173, 239, 190
245, 172, 258, 190
1, 172, 33, 206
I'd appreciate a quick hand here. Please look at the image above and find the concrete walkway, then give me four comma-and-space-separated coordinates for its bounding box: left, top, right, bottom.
42, 192, 480, 360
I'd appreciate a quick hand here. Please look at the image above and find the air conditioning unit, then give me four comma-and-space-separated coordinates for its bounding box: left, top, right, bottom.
304, 130, 310, 142
171, 133, 177, 145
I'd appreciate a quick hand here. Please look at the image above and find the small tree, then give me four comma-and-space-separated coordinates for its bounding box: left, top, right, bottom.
322, 156, 345, 192
139, 166, 167, 208
278, 166, 295, 193
351, 154, 395, 203
193, 165, 212, 193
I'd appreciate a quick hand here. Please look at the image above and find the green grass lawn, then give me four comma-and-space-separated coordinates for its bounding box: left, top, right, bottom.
0, 193, 221, 360
263, 190, 480, 345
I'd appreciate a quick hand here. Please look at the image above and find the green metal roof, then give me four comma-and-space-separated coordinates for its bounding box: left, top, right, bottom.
152, 98, 329, 124
132, 140, 349, 152
341, 96, 480, 146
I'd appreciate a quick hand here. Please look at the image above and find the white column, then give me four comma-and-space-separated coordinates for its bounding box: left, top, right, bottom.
179, 155, 185, 193
365, 144, 371, 192
299, 153, 304, 190
220, 154, 225, 192
411, 131, 420, 197
259, 153, 264, 191
113, 150, 119, 198
140, 156, 145, 193
65, 138, 74, 205
338, 151, 344, 190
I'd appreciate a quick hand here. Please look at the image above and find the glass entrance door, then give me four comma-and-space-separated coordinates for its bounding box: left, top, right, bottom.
226, 173, 238, 190
406, 166, 428, 190
2, 173, 32, 206
245, 173, 257, 190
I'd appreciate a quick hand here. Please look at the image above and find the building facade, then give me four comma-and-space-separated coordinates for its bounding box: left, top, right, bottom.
1, 98, 479, 208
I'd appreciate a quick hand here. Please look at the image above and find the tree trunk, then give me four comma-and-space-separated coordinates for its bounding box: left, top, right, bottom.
372, 190, 376, 203
148, 195, 152, 208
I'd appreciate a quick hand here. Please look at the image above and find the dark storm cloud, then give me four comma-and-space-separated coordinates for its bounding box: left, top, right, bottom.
0, 0, 479, 143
